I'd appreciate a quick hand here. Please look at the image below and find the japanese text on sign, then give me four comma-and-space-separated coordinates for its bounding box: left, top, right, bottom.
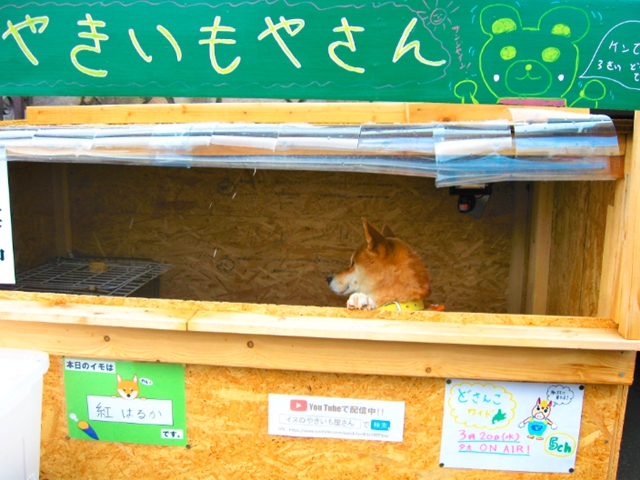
2, 12, 446, 78
268, 394, 405, 442
440, 380, 585, 474
65, 358, 116, 373
87, 396, 174, 426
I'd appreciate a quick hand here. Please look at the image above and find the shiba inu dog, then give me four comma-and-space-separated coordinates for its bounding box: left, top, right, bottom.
115, 374, 141, 400
327, 218, 437, 311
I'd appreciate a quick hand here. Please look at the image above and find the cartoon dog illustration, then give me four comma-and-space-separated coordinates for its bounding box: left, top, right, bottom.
518, 398, 557, 440
454, 5, 606, 107
114, 374, 144, 400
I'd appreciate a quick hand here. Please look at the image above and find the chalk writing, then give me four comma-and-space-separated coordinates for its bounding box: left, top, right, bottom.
258, 16, 306, 68
71, 14, 109, 77
581, 20, 640, 90
1, 14, 49, 65
393, 18, 447, 66
2, 1, 640, 108
199, 16, 241, 74
1, 4, 449, 90
329, 17, 365, 73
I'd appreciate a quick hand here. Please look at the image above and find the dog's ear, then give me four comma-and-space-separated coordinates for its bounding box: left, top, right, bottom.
362, 218, 386, 251
381, 225, 395, 238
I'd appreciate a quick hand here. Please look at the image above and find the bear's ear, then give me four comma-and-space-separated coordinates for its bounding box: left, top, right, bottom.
480, 5, 521, 36
540, 6, 589, 43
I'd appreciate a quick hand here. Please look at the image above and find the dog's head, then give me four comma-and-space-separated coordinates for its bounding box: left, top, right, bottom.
327, 218, 431, 306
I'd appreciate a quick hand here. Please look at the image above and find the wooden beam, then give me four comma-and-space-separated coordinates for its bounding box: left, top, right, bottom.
616, 112, 640, 339
25, 102, 589, 126
0, 319, 634, 385
26, 103, 409, 125
599, 135, 632, 320
506, 182, 530, 313
0, 297, 638, 350
0, 299, 192, 330
525, 181, 554, 314
188, 311, 640, 351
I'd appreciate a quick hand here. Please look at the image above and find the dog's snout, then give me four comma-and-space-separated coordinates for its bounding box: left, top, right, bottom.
327, 275, 334, 285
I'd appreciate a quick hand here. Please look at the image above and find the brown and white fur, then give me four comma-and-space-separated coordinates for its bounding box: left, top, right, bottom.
327, 218, 431, 310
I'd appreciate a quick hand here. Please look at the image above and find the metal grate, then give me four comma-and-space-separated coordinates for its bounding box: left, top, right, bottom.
0, 257, 173, 297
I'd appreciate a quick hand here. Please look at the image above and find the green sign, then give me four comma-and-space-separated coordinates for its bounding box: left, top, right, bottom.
1, 1, 640, 109
64, 358, 187, 446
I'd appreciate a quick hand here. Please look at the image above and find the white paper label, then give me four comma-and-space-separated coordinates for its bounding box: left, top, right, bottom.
0, 156, 15, 284
440, 380, 585, 473
87, 396, 174, 426
268, 394, 405, 442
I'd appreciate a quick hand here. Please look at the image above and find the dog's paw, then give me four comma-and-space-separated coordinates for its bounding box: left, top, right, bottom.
347, 293, 377, 310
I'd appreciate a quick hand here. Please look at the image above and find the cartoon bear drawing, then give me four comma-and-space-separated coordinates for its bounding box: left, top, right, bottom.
454, 5, 606, 107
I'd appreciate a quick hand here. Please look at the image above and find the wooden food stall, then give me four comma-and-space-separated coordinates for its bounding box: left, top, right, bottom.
2, 0, 640, 478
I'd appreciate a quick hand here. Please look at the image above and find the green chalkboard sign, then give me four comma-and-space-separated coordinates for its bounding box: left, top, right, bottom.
1, 0, 640, 109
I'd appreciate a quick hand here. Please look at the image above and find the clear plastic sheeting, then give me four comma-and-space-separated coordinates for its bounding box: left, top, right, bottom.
434, 110, 620, 186
0, 109, 619, 186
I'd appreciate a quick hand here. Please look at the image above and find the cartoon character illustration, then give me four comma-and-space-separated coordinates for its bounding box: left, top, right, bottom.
518, 398, 557, 440
113, 374, 145, 400
454, 5, 606, 107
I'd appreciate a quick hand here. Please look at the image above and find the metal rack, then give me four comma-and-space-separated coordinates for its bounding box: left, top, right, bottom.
0, 257, 172, 297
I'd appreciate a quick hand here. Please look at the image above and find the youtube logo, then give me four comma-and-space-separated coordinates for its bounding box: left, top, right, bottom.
290, 399, 308, 411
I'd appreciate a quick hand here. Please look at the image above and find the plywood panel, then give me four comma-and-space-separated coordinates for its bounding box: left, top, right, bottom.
547, 181, 615, 317
8, 162, 57, 269
61, 165, 516, 312
38, 355, 624, 479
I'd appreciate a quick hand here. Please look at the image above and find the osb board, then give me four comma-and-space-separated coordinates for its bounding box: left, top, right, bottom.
547, 181, 616, 317
53, 164, 515, 312
40, 355, 624, 480
7, 162, 57, 270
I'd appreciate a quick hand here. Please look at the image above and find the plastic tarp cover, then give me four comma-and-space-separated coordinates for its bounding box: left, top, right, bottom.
0, 109, 619, 186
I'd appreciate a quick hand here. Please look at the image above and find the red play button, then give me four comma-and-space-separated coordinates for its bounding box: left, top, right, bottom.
290, 399, 308, 411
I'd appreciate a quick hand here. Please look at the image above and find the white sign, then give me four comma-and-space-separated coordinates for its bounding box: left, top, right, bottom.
268, 394, 405, 442
87, 396, 174, 426
65, 359, 116, 373
440, 380, 585, 473
0, 156, 15, 284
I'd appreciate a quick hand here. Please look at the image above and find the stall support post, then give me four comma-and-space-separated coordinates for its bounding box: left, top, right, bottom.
52, 164, 72, 257
613, 111, 640, 339
525, 182, 554, 314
